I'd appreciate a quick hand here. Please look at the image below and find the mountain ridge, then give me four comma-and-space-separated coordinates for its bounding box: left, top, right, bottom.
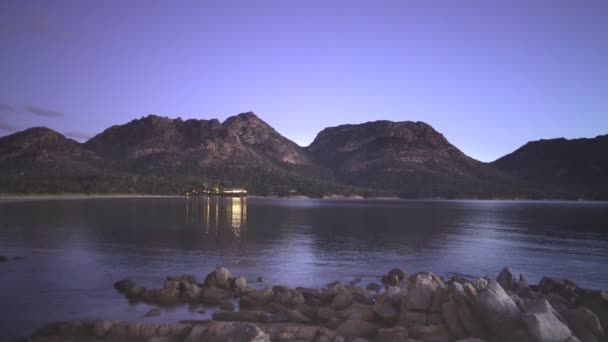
0, 113, 605, 199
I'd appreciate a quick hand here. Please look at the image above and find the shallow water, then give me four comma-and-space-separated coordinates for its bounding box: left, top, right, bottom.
1, 197, 607, 338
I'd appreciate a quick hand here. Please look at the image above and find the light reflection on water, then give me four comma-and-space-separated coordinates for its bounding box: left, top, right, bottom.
0, 198, 607, 338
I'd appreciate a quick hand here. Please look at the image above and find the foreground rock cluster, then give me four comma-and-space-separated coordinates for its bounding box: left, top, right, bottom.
30, 266, 608, 342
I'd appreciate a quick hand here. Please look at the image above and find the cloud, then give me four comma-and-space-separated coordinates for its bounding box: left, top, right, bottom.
64, 130, 93, 140
24, 105, 65, 118
0, 122, 16, 132
0, 104, 15, 113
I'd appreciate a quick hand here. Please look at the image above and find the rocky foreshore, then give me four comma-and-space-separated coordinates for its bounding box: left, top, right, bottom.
28, 266, 607, 342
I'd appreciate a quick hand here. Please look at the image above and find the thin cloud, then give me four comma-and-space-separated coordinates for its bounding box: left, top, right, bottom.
25, 105, 65, 118
0, 122, 16, 132
0, 104, 15, 113
64, 130, 93, 140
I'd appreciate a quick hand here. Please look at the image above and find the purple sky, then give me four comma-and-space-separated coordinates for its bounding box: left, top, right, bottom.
0, 0, 607, 162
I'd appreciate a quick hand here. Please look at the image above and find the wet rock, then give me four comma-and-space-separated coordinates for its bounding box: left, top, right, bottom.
516, 274, 533, 299
336, 319, 379, 338
538, 277, 580, 303
563, 306, 604, 342
347, 285, 374, 305
384, 286, 403, 306
474, 280, 529, 342
257, 276, 263, 282
367, 282, 382, 292
114, 279, 136, 293
241, 288, 273, 308
449, 282, 470, 304
522, 298, 574, 342
472, 278, 488, 291
297, 287, 322, 306
181, 281, 201, 301
273, 287, 305, 308
497, 266, 517, 292
183, 325, 208, 342
144, 308, 161, 317
576, 290, 608, 333
266, 324, 326, 341
205, 266, 233, 289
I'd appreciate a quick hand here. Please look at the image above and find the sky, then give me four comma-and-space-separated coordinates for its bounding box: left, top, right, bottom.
0, 0, 607, 162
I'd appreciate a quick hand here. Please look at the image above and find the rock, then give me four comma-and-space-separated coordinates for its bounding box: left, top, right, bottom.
516, 274, 533, 299
318, 307, 338, 322
474, 280, 529, 342
114, 279, 136, 293
563, 306, 604, 342
212, 310, 267, 323
144, 308, 161, 317
538, 277, 580, 302
409, 324, 449, 342
347, 285, 374, 304
183, 325, 208, 342
472, 278, 488, 291
219, 301, 236, 311
384, 286, 403, 306
273, 287, 305, 308
454, 300, 486, 339
181, 281, 201, 301
297, 287, 322, 306
373, 299, 398, 325
241, 288, 273, 308
442, 301, 466, 340
92, 320, 114, 338
157, 287, 180, 306
386, 268, 408, 286
340, 301, 375, 321
399, 310, 427, 328
208, 322, 269, 342
287, 309, 312, 323
367, 282, 382, 292
205, 266, 233, 289
522, 298, 574, 342
576, 290, 608, 333
234, 276, 247, 292
402, 272, 447, 313
496, 266, 517, 292
336, 319, 379, 338
376, 326, 409, 342
0, 256, 8, 262
324, 281, 346, 302
449, 282, 470, 304
454, 339, 485, 342
266, 325, 325, 341
257, 276, 263, 282
201, 286, 231, 305
332, 289, 354, 310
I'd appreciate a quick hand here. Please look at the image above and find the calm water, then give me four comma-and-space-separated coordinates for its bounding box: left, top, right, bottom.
1, 197, 607, 338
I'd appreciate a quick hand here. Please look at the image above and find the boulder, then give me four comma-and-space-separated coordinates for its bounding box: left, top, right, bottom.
384, 286, 404, 306
208, 322, 269, 342
318, 307, 338, 322
347, 285, 374, 304
399, 310, 427, 328
402, 272, 447, 313
331, 289, 354, 310
563, 306, 604, 342
144, 308, 161, 317
522, 298, 574, 342
245, 287, 274, 306
409, 323, 449, 342
92, 320, 114, 338
181, 281, 201, 301
496, 266, 517, 292
538, 277, 580, 303
336, 319, 379, 338
373, 299, 398, 325
367, 282, 382, 292
516, 274, 533, 299
212, 310, 267, 323
449, 282, 470, 304
376, 326, 409, 342
473, 280, 529, 342
576, 290, 608, 334
201, 286, 231, 305
183, 325, 209, 342
442, 301, 466, 340
340, 301, 375, 321
472, 278, 488, 291
273, 287, 305, 308
234, 276, 247, 292
287, 309, 312, 324
205, 266, 233, 289
386, 268, 408, 286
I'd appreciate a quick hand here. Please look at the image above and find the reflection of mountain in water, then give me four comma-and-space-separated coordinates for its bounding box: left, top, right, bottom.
185, 197, 247, 239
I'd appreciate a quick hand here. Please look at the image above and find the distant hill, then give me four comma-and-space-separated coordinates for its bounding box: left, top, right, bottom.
0, 113, 603, 198
306, 120, 546, 198
490, 135, 608, 199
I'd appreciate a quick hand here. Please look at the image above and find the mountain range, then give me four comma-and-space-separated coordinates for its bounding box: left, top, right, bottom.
0, 112, 606, 199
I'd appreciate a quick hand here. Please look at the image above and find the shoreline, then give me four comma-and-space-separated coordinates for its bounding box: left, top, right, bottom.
26, 266, 608, 342
0, 193, 606, 203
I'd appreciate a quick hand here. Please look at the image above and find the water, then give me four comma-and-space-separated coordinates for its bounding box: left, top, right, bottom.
1, 197, 607, 338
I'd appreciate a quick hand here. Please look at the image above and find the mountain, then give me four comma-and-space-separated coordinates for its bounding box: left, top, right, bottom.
491, 135, 608, 199
307, 120, 545, 198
